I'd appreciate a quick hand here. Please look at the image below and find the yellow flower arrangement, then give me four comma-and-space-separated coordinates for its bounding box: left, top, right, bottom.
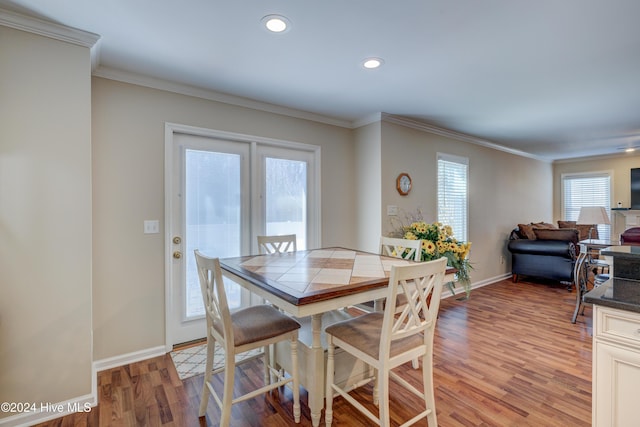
402, 220, 473, 297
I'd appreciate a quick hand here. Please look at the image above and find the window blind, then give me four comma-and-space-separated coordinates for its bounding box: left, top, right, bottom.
437, 153, 469, 242
562, 173, 611, 240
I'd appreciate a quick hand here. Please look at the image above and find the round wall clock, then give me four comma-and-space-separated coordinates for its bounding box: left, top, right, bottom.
396, 172, 412, 195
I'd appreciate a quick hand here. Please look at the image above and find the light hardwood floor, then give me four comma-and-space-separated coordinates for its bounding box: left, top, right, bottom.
34, 277, 592, 426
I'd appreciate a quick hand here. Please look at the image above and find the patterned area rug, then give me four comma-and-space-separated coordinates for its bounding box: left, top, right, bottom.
170, 343, 262, 380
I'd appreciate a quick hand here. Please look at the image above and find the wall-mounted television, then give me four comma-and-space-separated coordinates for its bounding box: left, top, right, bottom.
631, 168, 640, 209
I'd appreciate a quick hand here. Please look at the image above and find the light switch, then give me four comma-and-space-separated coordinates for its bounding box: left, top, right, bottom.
387, 205, 398, 216
144, 220, 160, 234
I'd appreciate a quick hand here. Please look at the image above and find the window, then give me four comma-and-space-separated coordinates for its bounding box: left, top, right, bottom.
438, 153, 469, 241
562, 172, 611, 240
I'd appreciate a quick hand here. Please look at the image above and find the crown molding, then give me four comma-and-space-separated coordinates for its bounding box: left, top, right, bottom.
380, 113, 550, 162
352, 112, 383, 128
0, 8, 100, 72
0, 8, 99, 48
553, 150, 640, 164
93, 66, 353, 129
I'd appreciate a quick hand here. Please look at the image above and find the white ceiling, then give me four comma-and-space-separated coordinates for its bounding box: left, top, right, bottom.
4, 0, 640, 161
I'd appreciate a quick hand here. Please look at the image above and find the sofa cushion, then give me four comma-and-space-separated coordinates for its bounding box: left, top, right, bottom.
516, 222, 557, 240
517, 223, 537, 239
532, 221, 556, 229
557, 220, 575, 229
533, 227, 579, 245
557, 220, 598, 240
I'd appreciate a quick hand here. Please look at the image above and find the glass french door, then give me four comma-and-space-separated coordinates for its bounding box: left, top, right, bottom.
255, 145, 312, 252
166, 125, 319, 347
168, 133, 250, 345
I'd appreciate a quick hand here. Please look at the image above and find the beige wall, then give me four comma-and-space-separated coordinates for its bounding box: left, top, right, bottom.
91, 77, 355, 360
353, 122, 382, 252
380, 121, 553, 285
553, 154, 640, 239
0, 27, 93, 415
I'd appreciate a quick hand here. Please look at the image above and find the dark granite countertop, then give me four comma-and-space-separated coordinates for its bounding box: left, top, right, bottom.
584, 279, 640, 314
583, 245, 640, 312
601, 245, 640, 259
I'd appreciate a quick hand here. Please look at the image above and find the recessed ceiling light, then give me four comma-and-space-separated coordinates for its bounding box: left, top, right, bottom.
363, 57, 384, 69
262, 15, 290, 33
618, 146, 639, 153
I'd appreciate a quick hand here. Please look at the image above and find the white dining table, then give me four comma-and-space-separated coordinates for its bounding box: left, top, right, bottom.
219, 247, 455, 426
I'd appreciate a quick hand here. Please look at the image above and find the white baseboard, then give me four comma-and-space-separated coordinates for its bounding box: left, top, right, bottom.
473, 273, 512, 289
442, 273, 511, 299
0, 346, 167, 427
93, 345, 167, 372
0, 393, 96, 427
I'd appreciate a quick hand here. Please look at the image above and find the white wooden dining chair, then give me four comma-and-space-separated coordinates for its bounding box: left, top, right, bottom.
359, 236, 423, 310
379, 236, 423, 262
359, 236, 423, 317
378, 236, 426, 369
257, 234, 297, 254
324, 257, 447, 427
194, 250, 301, 426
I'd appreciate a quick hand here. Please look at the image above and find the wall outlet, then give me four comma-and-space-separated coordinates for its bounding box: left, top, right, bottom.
500, 255, 505, 264
144, 220, 160, 234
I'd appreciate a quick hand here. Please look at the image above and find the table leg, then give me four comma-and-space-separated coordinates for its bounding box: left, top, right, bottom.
572, 251, 588, 323
309, 313, 324, 427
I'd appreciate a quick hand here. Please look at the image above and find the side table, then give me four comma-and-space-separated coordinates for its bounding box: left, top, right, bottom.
572, 239, 617, 323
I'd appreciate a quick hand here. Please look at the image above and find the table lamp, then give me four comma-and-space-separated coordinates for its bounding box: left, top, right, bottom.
577, 206, 610, 240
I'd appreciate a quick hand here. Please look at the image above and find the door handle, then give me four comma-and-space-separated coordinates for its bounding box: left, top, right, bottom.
173, 251, 182, 259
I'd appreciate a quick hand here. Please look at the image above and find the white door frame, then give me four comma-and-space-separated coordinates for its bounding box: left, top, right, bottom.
164, 122, 321, 351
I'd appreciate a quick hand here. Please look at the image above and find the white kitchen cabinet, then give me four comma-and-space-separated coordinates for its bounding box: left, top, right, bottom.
593, 305, 640, 427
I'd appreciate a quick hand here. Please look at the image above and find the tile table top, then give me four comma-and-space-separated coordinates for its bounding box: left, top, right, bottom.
220, 247, 454, 306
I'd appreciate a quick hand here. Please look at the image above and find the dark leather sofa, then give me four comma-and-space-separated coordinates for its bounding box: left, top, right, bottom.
508, 238, 576, 284
507, 222, 580, 285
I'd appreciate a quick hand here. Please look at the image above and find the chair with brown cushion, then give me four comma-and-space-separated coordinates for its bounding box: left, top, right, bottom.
194, 250, 301, 426
621, 227, 640, 245
257, 234, 297, 254
324, 257, 447, 427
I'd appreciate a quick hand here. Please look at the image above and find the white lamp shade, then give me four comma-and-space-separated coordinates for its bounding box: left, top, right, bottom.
577, 206, 610, 225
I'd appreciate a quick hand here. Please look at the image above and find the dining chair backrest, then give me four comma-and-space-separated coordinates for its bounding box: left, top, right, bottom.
379, 236, 422, 262
257, 234, 297, 254
382, 256, 447, 355
194, 250, 233, 347
354, 236, 423, 316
